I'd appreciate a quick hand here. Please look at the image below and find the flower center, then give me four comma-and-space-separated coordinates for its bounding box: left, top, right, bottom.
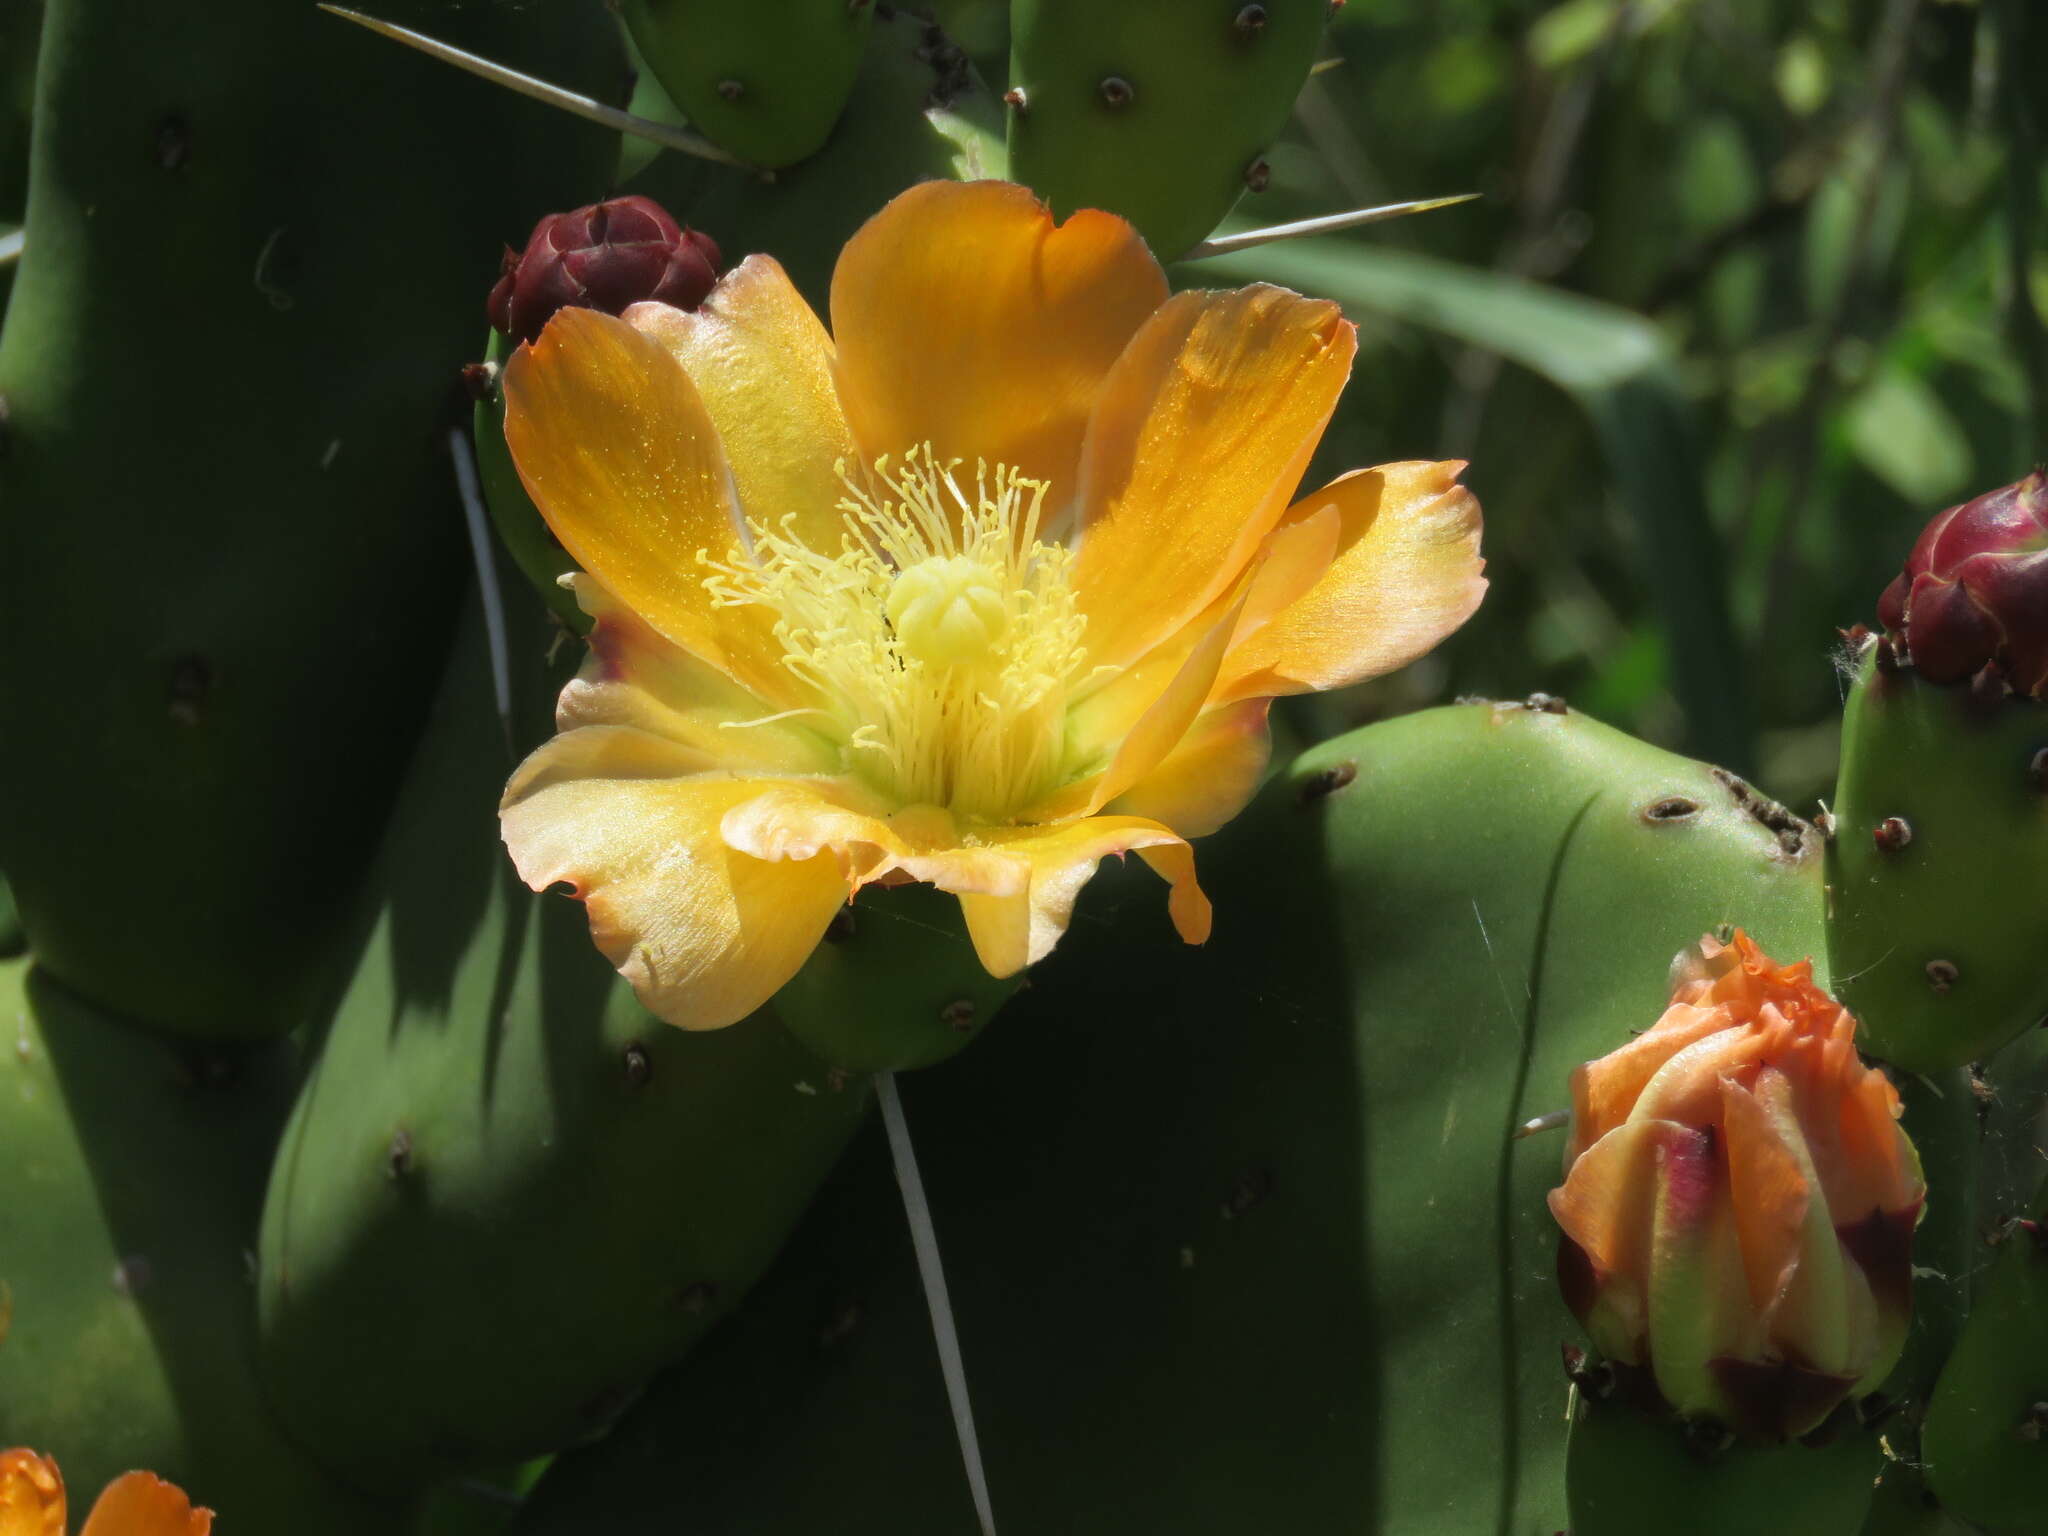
884, 553, 1010, 668
702, 447, 1089, 820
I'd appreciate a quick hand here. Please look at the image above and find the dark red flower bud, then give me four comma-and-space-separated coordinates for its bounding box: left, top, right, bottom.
1878, 470, 2048, 696
486, 195, 721, 346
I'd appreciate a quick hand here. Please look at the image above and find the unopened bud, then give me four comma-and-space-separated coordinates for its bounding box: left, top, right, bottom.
486, 195, 721, 346
1548, 931, 1925, 1441
1877, 470, 2048, 696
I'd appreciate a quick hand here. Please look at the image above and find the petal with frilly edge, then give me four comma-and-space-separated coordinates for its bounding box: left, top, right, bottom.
1217, 461, 1487, 702
78, 1473, 213, 1536
1107, 699, 1272, 839
500, 730, 852, 1031
557, 575, 834, 777
0, 1449, 64, 1536
954, 816, 1209, 978
1069, 284, 1355, 673
624, 256, 859, 551
502, 308, 798, 707
718, 786, 1030, 899
829, 180, 1167, 499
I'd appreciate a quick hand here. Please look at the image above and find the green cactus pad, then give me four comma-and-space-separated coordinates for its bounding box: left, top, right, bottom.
0, 955, 404, 1529
254, 588, 868, 1492
635, 9, 1006, 308
1825, 647, 2048, 1073
620, 0, 873, 170
1567, 1389, 1882, 1535
507, 699, 1826, 1533
1920, 1185, 2048, 1533
0, 0, 618, 1036
1006, 0, 1327, 259
774, 880, 1022, 1074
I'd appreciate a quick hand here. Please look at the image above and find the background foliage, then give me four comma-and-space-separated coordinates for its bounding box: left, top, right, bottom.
931, 0, 2048, 805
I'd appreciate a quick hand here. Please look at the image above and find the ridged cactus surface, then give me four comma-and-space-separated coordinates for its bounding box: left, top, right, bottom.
1826, 647, 2048, 1073
1006, 0, 1327, 258
0, 957, 401, 1530
507, 700, 1828, 1532
253, 591, 870, 1492
620, 0, 873, 169
0, 0, 616, 1036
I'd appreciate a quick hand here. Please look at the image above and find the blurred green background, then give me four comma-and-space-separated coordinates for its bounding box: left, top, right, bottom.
939, 0, 2045, 808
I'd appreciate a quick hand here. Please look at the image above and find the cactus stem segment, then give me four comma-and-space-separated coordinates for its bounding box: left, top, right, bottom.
315, 6, 750, 169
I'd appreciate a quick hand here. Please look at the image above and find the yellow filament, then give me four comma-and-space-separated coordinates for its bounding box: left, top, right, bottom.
703, 446, 1089, 819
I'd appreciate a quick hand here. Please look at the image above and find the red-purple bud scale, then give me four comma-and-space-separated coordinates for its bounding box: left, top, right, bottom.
1877, 470, 2048, 696
487, 195, 721, 346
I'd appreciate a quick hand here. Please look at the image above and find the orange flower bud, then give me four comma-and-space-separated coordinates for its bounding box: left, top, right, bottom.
1547, 931, 1925, 1440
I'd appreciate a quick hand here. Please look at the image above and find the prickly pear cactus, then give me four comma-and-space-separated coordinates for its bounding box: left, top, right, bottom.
1006, 0, 1327, 258
619, 0, 873, 169
1919, 1181, 2048, 1532
0, 956, 402, 1530
507, 700, 1829, 1533
0, 0, 617, 1035
253, 590, 870, 1491
1825, 642, 2048, 1074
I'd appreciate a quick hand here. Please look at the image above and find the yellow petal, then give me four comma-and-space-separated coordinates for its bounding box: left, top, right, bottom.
1107, 699, 1272, 839
1078, 586, 1249, 814
954, 816, 1205, 977
501, 307, 797, 706
624, 256, 859, 550
829, 180, 1167, 496
1069, 284, 1355, 672
1217, 460, 1486, 702
718, 787, 1031, 897
558, 575, 833, 776
0, 1450, 64, 1536
78, 1472, 212, 1536
500, 733, 849, 1031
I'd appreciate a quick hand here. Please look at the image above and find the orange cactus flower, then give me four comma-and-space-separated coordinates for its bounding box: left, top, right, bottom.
1547, 932, 1926, 1441
499, 179, 1486, 1032
1, 1450, 212, 1535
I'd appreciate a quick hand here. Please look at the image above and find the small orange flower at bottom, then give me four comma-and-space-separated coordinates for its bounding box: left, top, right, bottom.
1547, 931, 1925, 1441
0, 1450, 212, 1536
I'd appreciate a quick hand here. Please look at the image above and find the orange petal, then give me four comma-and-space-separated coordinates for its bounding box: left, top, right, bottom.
1720, 1074, 1810, 1317
1107, 699, 1272, 839
0, 1450, 64, 1536
78, 1472, 212, 1536
1566, 1002, 1734, 1161
1069, 284, 1356, 672
558, 575, 835, 776
1216, 460, 1487, 702
1550, 1119, 1685, 1277
624, 256, 859, 550
953, 816, 1203, 977
501, 307, 797, 706
1080, 584, 1251, 815
500, 734, 850, 1031
829, 180, 1167, 497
